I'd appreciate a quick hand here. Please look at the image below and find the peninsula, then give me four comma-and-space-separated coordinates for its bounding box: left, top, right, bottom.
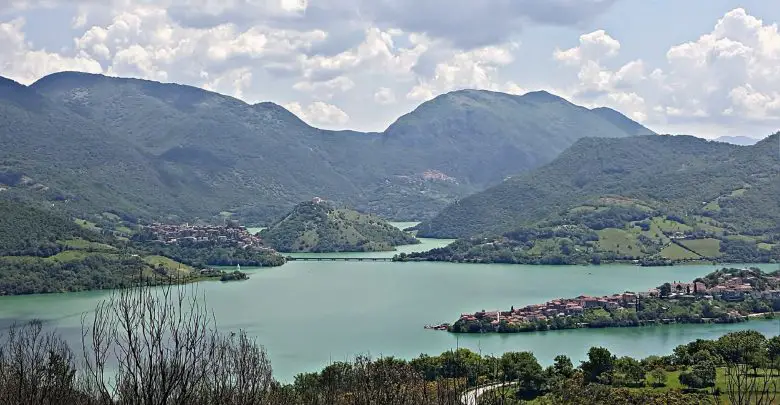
446, 267, 780, 334
0, 200, 285, 295
260, 199, 419, 253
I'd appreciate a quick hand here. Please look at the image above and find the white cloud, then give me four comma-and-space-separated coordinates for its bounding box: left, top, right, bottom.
284, 101, 350, 126
293, 75, 355, 98
0, 18, 103, 85
553, 8, 780, 134
201, 66, 253, 99
659, 8, 780, 122
554, 30, 620, 65
373, 87, 396, 104
2, 2, 779, 138
300, 27, 430, 80
407, 42, 520, 101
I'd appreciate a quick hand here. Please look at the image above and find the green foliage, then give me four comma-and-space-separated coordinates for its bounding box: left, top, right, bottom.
0, 254, 146, 295
261, 202, 419, 252
0, 200, 283, 295
138, 242, 285, 268
582, 347, 616, 384
416, 133, 780, 254
0, 200, 102, 256
2, 73, 644, 224
500, 352, 544, 399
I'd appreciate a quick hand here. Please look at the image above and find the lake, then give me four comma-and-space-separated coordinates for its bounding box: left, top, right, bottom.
0, 225, 777, 382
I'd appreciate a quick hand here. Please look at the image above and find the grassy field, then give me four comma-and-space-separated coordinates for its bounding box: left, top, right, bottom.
74, 218, 101, 232
516, 367, 780, 404
678, 239, 722, 258
596, 228, 644, 257
528, 238, 566, 256
660, 243, 702, 260
143, 255, 194, 275
44, 250, 121, 262
643, 367, 780, 402
59, 238, 117, 252
759, 243, 776, 251
652, 217, 694, 234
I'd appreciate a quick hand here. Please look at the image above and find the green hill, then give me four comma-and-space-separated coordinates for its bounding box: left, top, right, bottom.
261, 201, 419, 252
407, 134, 780, 265
0, 200, 284, 295
1, 73, 647, 224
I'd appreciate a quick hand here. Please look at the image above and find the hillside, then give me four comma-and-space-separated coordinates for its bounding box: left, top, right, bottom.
261, 201, 419, 252
408, 134, 780, 265
0, 200, 284, 295
1, 73, 647, 224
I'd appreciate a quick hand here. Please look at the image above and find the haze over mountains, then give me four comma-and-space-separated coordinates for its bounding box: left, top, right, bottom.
713, 135, 764, 146
0, 72, 651, 224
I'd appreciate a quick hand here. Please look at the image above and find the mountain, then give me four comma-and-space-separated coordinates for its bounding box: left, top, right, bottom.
416, 134, 780, 239
382, 90, 649, 185
260, 201, 419, 252
2, 72, 647, 224
590, 107, 656, 136
408, 134, 779, 264
713, 135, 762, 146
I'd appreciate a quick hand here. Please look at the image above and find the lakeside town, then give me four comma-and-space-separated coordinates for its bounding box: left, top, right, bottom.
139, 221, 272, 252
431, 268, 780, 333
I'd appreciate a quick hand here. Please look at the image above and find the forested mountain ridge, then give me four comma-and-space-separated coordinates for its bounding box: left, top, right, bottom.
1, 72, 647, 224
261, 201, 419, 252
408, 134, 779, 265
382, 89, 650, 185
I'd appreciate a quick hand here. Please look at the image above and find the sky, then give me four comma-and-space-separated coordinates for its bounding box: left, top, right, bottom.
1, 0, 779, 139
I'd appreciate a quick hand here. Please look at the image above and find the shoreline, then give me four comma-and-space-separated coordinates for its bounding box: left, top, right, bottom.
442, 267, 780, 335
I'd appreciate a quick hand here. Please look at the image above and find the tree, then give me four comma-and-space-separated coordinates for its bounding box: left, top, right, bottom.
679, 353, 716, 390
717, 330, 777, 405
581, 347, 615, 384
650, 368, 666, 387
659, 283, 672, 298
80, 282, 276, 405
501, 352, 545, 399
0, 321, 81, 405
552, 355, 575, 379
614, 356, 645, 387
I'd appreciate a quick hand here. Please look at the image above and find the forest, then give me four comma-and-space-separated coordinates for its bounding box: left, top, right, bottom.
260, 201, 418, 253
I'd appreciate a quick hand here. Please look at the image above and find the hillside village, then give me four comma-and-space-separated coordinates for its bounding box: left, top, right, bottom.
138, 222, 272, 252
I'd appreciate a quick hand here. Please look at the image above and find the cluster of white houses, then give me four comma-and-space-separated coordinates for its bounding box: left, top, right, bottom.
459, 270, 780, 327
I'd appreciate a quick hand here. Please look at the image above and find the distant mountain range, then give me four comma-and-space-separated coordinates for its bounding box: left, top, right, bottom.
712, 135, 763, 146
0, 72, 651, 224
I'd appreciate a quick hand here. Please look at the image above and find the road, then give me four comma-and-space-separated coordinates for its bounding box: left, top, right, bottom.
460, 382, 515, 405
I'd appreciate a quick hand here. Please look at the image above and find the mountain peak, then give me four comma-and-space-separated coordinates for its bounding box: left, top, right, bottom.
30, 71, 108, 90
520, 90, 568, 103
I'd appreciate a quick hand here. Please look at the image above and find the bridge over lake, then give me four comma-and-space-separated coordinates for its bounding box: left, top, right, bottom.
286, 257, 393, 262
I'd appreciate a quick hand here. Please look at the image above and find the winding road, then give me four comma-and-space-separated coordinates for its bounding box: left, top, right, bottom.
460, 382, 515, 405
